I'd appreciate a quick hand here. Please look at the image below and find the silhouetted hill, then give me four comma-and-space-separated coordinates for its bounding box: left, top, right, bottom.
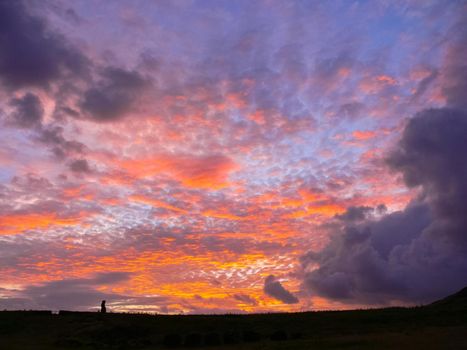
2, 288, 467, 349
430, 286, 467, 309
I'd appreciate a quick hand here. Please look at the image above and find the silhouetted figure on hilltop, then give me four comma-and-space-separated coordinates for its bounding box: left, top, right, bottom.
101, 300, 106, 313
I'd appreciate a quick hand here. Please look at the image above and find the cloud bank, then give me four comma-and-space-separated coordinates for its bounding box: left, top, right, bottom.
302, 17, 467, 302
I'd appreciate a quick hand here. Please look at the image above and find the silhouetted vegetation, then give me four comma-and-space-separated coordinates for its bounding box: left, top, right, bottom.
222, 330, 241, 345
204, 332, 221, 346
184, 333, 202, 347
242, 329, 261, 342
162, 334, 182, 348
270, 329, 288, 341
2, 287, 467, 349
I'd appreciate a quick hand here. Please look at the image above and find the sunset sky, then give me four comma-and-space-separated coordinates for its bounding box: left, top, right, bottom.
1, 0, 467, 314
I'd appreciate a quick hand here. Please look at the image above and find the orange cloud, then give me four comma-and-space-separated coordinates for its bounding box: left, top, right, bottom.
360, 74, 397, 94
0, 213, 85, 235
119, 154, 239, 189
338, 67, 351, 78
62, 186, 94, 201
352, 130, 377, 141
130, 194, 188, 214
299, 189, 326, 202
376, 75, 397, 85
247, 110, 266, 125
287, 203, 345, 218
202, 209, 249, 221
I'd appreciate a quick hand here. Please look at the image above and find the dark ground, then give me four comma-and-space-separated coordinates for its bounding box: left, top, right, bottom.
2, 288, 467, 349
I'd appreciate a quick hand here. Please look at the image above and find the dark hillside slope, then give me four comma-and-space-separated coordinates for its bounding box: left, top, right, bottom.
429, 286, 467, 309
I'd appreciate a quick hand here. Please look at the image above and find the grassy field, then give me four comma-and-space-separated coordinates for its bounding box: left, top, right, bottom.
2, 288, 467, 349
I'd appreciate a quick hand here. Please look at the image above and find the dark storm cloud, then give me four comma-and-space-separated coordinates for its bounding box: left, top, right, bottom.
264, 275, 299, 304
9, 93, 44, 128
302, 204, 432, 302
388, 108, 467, 230
336, 206, 373, 223
0, 1, 88, 90
301, 6, 467, 304
302, 108, 467, 304
80, 67, 149, 121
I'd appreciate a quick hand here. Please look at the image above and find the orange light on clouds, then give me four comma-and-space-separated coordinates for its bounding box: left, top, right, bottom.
376, 75, 397, 85
287, 203, 345, 218
130, 194, 189, 214
247, 110, 266, 125
202, 209, 249, 221
0, 213, 85, 235
119, 154, 239, 189
352, 130, 377, 141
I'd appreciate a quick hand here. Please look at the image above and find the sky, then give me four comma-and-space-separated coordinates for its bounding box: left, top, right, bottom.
1, 0, 467, 314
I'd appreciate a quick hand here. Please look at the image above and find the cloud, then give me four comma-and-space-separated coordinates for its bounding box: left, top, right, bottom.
0, 1, 90, 164
37, 125, 86, 159
302, 108, 467, 304
336, 102, 365, 120
119, 153, 238, 189
352, 130, 376, 141
441, 9, 467, 110
0, 212, 84, 236
388, 108, 467, 226
80, 67, 149, 121
335, 206, 374, 222
0, 174, 99, 236
233, 293, 258, 306
69, 159, 91, 173
0, 1, 88, 90
5, 93, 85, 160
301, 6, 467, 305
264, 275, 299, 304
9, 93, 44, 128
0, 283, 168, 313
0, 272, 135, 311
410, 69, 438, 102
0, 271, 166, 312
